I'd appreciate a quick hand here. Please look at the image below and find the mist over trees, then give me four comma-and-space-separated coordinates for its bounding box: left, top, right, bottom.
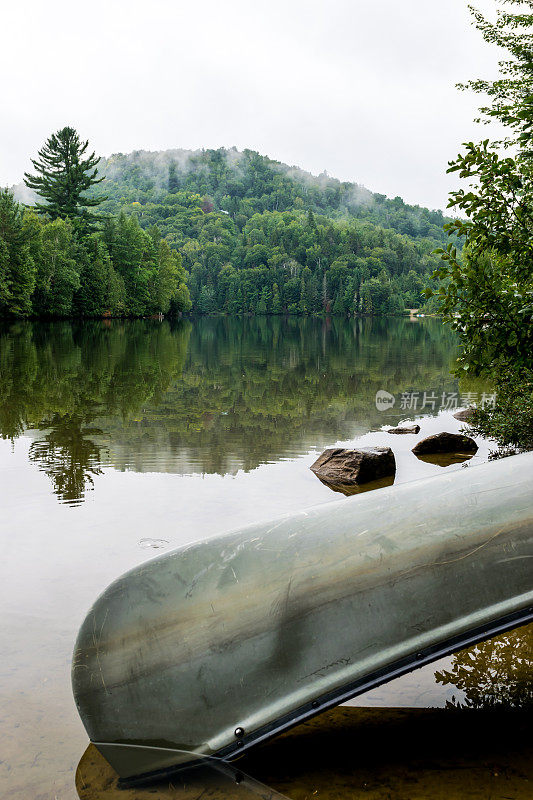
3, 134, 457, 318
87, 146, 453, 316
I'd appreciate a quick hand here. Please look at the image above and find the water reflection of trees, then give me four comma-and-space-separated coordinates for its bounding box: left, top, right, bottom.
107, 316, 460, 474
0, 320, 191, 503
28, 415, 105, 505
0, 316, 459, 502
435, 624, 533, 710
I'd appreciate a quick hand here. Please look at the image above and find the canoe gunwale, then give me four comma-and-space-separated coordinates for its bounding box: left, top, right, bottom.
113, 603, 533, 787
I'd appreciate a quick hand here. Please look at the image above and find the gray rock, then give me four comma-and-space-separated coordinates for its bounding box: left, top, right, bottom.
387, 424, 420, 434
310, 446, 396, 486
412, 432, 478, 456
453, 407, 476, 423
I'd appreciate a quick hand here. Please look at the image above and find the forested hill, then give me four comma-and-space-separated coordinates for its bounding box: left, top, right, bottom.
97, 147, 448, 242
85, 146, 450, 315
9, 146, 452, 317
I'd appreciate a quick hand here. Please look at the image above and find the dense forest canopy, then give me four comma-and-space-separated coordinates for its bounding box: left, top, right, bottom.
97, 147, 450, 239
91, 147, 453, 315
5, 139, 457, 318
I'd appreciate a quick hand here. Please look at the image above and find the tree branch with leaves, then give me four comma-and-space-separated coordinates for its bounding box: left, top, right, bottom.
426, 0, 533, 453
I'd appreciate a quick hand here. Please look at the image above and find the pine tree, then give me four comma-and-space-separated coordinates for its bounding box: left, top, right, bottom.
333, 280, 345, 314
257, 285, 271, 314
24, 127, 106, 233
168, 162, 180, 193
361, 284, 373, 315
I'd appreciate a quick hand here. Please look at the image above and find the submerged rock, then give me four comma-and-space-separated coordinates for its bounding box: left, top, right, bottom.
453, 407, 476, 423
387, 424, 420, 435
412, 432, 478, 456
310, 446, 396, 487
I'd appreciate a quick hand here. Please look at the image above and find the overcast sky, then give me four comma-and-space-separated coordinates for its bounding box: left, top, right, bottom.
1, 0, 502, 210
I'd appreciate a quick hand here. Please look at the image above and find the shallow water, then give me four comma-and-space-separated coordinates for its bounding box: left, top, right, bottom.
0, 316, 530, 799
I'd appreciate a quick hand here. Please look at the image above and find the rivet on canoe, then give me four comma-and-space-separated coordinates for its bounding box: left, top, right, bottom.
234, 726, 245, 737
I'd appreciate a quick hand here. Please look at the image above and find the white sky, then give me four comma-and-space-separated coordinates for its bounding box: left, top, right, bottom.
1, 0, 502, 210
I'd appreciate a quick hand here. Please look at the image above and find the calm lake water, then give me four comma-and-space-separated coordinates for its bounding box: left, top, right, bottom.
0, 316, 531, 800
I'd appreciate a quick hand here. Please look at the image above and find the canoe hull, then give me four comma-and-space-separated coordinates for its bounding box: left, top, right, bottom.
72, 452, 533, 783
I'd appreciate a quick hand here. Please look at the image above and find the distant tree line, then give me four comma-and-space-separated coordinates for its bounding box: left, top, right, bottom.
2, 131, 454, 318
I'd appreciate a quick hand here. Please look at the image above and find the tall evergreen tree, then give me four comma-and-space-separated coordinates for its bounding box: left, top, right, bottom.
168, 162, 179, 193
272, 283, 282, 314
24, 127, 106, 233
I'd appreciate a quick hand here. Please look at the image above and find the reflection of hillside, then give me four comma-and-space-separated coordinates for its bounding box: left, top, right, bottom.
104, 317, 460, 475
0, 317, 459, 500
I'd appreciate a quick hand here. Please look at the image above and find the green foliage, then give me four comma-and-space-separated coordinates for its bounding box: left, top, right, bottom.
468, 371, 533, 455
98, 147, 453, 241
429, 246, 532, 375
8, 134, 460, 318
91, 146, 460, 315
31, 218, 80, 316
102, 199, 442, 315
154, 239, 190, 314
24, 126, 106, 233
75, 237, 125, 316
0, 189, 35, 315
0, 188, 191, 318
428, 0, 533, 452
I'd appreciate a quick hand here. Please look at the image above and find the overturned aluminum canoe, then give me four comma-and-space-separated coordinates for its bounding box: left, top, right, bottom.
72, 452, 533, 784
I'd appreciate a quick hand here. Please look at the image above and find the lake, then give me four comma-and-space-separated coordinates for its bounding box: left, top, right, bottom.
0, 316, 530, 799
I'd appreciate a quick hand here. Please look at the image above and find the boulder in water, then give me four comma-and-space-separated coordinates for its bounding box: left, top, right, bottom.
412, 432, 478, 456
310, 447, 396, 487
387, 424, 420, 434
